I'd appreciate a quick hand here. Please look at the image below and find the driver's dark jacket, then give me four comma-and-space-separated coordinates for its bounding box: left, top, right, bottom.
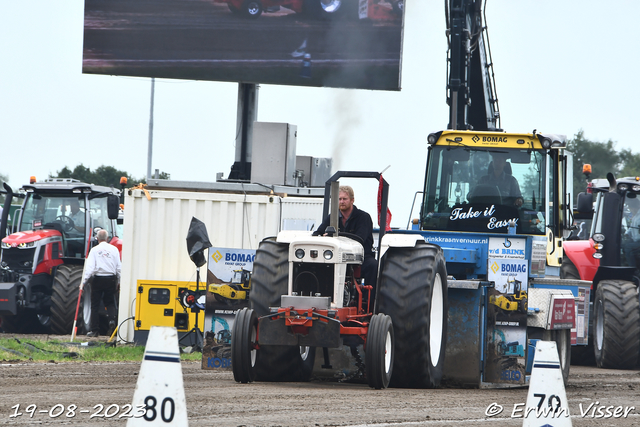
478, 171, 522, 199
313, 205, 375, 258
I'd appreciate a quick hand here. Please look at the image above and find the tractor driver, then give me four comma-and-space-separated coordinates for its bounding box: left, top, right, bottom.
469, 152, 523, 207
66, 199, 86, 257
68, 199, 85, 232
313, 185, 378, 289
622, 196, 640, 267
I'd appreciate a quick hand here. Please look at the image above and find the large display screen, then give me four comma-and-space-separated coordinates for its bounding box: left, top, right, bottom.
82, 0, 405, 91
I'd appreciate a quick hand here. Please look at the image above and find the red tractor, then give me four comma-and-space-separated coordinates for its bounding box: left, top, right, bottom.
562, 173, 640, 369
216, 0, 402, 20
0, 178, 122, 334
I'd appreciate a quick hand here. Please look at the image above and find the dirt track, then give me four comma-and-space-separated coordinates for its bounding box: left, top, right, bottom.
2, 336, 640, 427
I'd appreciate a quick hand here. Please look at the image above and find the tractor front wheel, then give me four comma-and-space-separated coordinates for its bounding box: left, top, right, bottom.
249, 239, 315, 382
50, 265, 84, 335
553, 328, 571, 385
376, 242, 448, 388
231, 307, 258, 383
594, 280, 640, 369
365, 313, 394, 389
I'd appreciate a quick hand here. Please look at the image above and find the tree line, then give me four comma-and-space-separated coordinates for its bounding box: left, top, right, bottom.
0, 166, 169, 191
568, 130, 640, 203
50, 164, 170, 188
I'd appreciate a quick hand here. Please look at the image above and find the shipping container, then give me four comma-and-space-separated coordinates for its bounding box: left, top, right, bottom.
118, 186, 324, 343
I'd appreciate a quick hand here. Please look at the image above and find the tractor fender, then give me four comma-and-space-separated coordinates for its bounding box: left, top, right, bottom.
563, 239, 599, 282
593, 266, 637, 289
378, 233, 426, 259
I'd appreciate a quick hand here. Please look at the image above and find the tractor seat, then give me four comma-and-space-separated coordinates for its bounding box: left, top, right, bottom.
468, 184, 502, 205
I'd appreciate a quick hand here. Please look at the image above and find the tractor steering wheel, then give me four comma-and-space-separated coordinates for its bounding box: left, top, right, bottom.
55, 215, 75, 233
339, 232, 365, 246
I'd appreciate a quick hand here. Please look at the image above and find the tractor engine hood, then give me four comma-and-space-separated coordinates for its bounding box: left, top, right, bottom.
288, 235, 364, 264
1, 229, 62, 248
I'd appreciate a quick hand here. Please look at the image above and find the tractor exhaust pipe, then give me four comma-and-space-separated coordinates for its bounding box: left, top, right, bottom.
607, 172, 617, 193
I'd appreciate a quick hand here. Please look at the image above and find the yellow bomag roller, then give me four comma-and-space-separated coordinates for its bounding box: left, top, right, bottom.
208, 269, 251, 305
489, 278, 528, 313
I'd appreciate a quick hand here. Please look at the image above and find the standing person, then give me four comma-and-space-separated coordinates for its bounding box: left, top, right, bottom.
82, 229, 121, 337
313, 186, 378, 288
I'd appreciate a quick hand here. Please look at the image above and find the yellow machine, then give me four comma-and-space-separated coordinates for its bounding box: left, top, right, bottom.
489, 291, 528, 313
134, 280, 205, 343
489, 278, 528, 313
208, 269, 251, 304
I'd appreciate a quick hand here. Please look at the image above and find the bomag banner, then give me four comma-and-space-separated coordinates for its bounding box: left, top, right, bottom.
486, 239, 528, 384
202, 247, 256, 370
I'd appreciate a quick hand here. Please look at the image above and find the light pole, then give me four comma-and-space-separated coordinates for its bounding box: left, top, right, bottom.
146, 78, 155, 182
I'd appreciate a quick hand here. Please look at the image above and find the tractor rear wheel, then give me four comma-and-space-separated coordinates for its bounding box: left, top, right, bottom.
376, 242, 448, 388
50, 265, 84, 335
249, 239, 315, 381
231, 307, 258, 383
594, 280, 640, 369
560, 256, 581, 281
365, 313, 394, 389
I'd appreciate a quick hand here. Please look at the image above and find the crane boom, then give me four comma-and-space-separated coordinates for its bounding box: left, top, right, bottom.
446, 0, 500, 131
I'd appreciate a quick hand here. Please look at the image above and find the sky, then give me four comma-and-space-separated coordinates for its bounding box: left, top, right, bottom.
1, 0, 638, 228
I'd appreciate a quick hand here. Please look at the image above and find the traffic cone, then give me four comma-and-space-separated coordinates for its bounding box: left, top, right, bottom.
522, 340, 571, 426
127, 326, 189, 426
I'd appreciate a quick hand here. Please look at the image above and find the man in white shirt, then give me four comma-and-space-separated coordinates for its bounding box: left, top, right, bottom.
82, 229, 121, 337
69, 199, 85, 231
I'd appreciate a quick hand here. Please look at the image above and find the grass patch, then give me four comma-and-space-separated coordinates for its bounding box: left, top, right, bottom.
0, 338, 202, 363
